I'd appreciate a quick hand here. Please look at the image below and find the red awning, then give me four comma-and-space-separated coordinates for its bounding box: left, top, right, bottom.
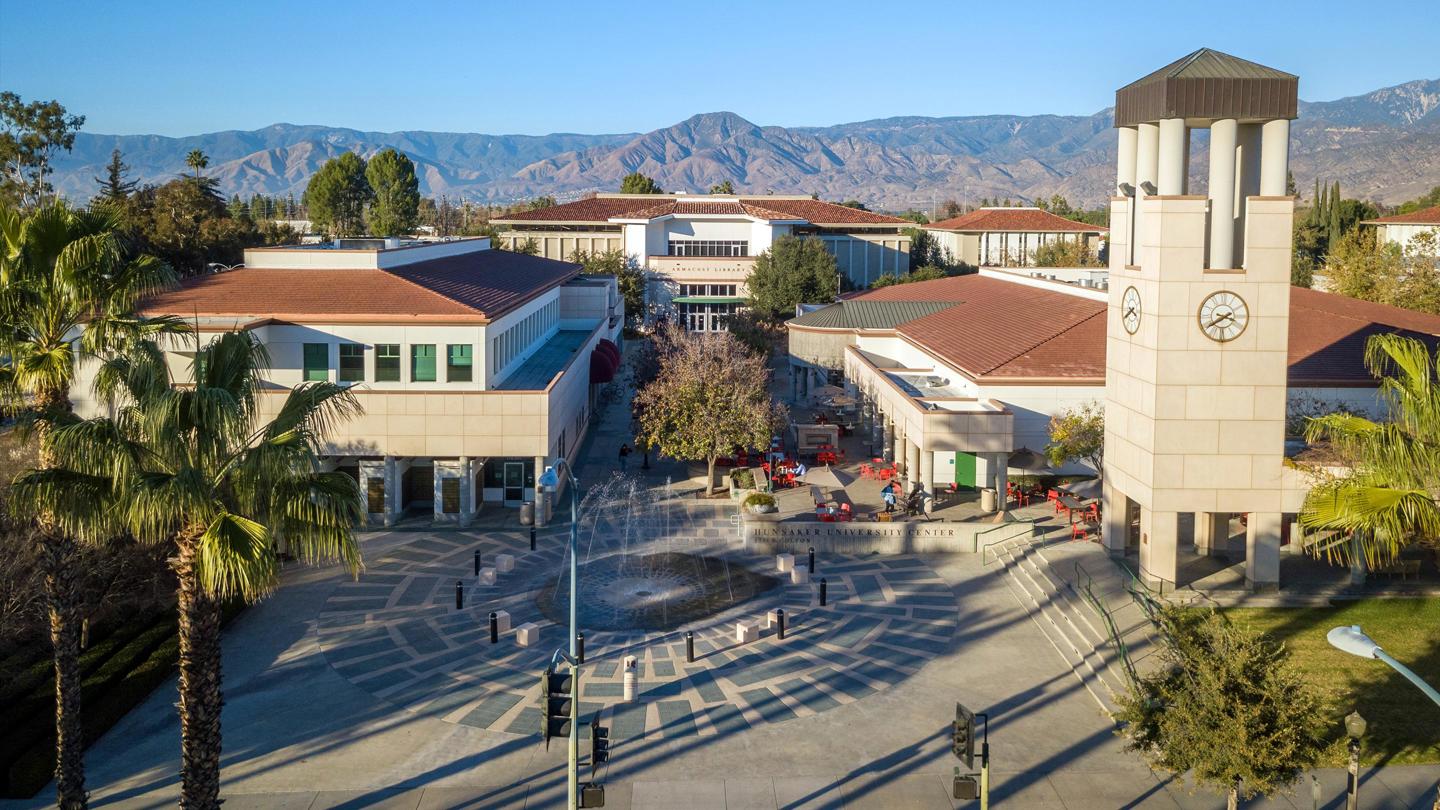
590, 345, 618, 384
598, 338, 621, 364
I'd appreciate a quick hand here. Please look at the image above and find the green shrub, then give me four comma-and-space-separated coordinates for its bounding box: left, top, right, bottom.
743, 493, 776, 509
730, 469, 756, 490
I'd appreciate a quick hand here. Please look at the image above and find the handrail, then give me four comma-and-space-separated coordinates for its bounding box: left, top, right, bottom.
1073, 561, 1138, 688
978, 518, 1041, 566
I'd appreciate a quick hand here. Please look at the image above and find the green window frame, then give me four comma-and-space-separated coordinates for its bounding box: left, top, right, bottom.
338, 343, 365, 383
375, 344, 401, 382
446, 344, 473, 382
411, 344, 437, 382
302, 343, 329, 382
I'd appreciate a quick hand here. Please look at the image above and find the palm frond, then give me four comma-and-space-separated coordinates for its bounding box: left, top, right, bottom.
269, 472, 364, 576
9, 467, 123, 543
194, 512, 279, 601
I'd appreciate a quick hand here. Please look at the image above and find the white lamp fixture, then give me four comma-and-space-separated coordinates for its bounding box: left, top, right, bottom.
538, 466, 559, 492
1326, 625, 1380, 659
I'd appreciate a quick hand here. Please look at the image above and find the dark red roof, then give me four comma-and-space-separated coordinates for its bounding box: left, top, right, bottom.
926, 208, 1107, 233
843, 275, 1440, 384
494, 196, 906, 226
142, 250, 579, 322
1363, 205, 1440, 226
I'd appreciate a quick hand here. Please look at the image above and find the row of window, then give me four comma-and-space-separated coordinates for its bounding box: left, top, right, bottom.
302, 342, 473, 383
680, 303, 736, 333
667, 239, 748, 257
491, 300, 559, 375
678, 283, 738, 297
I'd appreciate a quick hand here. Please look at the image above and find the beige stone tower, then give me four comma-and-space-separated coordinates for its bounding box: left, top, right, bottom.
1101, 49, 1298, 591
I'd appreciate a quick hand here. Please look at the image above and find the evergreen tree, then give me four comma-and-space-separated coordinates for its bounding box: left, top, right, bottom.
228, 195, 245, 218
249, 195, 266, 222
619, 172, 664, 194
92, 148, 137, 202
1329, 181, 1343, 246
746, 235, 839, 320
303, 152, 373, 237
364, 148, 421, 236
709, 180, 734, 194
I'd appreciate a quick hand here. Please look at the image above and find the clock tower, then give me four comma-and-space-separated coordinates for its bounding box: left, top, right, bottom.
1100, 49, 1298, 592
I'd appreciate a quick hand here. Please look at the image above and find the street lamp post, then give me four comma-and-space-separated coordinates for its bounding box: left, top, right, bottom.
1327, 625, 1440, 810
540, 461, 581, 810
1344, 711, 1366, 810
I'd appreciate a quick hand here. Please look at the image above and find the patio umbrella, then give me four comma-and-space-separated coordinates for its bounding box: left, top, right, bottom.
804, 465, 856, 489
823, 393, 859, 408
1060, 478, 1102, 501
1006, 447, 1054, 473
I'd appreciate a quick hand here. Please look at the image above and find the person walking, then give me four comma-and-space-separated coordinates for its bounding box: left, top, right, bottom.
619, 443, 631, 472
881, 481, 896, 514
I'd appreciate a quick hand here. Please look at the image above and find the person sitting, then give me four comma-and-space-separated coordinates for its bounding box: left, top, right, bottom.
793, 460, 808, 478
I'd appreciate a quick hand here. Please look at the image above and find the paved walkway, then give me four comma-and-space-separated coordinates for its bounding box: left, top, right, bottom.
6, 340, 1437, 809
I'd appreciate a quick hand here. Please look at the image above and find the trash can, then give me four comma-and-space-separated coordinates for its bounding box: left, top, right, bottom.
519, 501, 535, 526
980, 487, 997, 513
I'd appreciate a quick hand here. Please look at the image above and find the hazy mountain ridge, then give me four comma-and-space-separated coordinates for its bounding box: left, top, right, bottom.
48, 78, 1440, 209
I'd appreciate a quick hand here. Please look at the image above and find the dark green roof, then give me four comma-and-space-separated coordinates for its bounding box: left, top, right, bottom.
1124, 48, 1295, 87
788, 300, 956, 330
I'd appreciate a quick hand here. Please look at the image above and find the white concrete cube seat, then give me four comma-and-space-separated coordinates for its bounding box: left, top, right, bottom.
515, 622, 539, 647
478, 567, 497, 586
735, 622, 758, 644
495, 553, 515, 573
790, 568, 810, 585
492, 609, 512, 633
766, 609, 787, 628
776, 553, 794, 573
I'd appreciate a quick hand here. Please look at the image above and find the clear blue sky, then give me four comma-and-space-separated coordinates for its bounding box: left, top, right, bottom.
3, 0, 1437, 137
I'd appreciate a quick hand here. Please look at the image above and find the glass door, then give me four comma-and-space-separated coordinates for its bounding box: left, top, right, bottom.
503, 461, 525, 506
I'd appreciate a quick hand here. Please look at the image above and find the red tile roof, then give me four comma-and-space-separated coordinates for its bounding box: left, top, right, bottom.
141, 250, 579, 323
1362, 205, 1440, 226
838, 274, 1440, 384
926, 208, 1107, 233
494, 196, 906, 226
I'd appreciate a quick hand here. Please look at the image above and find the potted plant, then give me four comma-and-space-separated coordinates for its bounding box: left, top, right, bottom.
743, 492, 778, 514
729, 468, 756, 501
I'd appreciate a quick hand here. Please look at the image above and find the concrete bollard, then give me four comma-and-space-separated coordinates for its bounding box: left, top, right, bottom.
474, 549, 481, 576
455, 580, 464, 610
686, 630, 695, 663
622, 655, 637, 702
791, 568, 810, 585
820, 577, 828, 606
530, 525, 536, 550
489, 611, 499, 644
808, 546, 815, 573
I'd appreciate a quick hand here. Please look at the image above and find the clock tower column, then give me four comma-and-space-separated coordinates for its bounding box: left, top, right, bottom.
1101, 49, 1298, 592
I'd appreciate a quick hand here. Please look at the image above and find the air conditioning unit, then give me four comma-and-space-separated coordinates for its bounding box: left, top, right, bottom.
925, 376, 948, 388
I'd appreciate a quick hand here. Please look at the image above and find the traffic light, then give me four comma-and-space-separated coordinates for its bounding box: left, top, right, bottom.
541, 663, 574, 749
952, 702, 975, 769
589, 714, 610, 766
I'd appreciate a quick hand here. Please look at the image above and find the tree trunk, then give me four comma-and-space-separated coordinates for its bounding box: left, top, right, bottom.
41, 532, 87, 810
1227, 781, 1239, 810
35, 385, 87, 809
707, 456, 718, 495
173, 534, 224, 810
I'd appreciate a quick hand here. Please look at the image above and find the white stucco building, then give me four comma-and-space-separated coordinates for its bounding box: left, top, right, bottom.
494, 194, 913, 331
72, 237, 623, 527
1362, 205, 1440, 252
922, 207, 1107, 268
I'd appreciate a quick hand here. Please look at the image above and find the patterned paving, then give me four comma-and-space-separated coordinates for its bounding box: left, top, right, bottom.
317, 504, 959, 739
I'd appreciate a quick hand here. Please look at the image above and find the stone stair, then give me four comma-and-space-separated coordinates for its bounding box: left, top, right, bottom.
988, 528, 1162, 717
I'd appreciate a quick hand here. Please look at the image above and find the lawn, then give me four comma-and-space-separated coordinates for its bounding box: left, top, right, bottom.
1225, 598, 1440, 766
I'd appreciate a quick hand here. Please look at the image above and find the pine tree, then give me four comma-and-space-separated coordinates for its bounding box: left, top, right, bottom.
1329, 181, 1343, 246
228, 194, 245, 218
92, 148, 137, 202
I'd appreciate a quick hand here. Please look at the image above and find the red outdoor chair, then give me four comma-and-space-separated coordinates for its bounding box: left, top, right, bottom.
1071, 523, 1089, 542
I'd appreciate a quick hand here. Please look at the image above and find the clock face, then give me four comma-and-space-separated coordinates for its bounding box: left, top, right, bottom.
1197, 291, 1249, 342
1121, 286, 1141, 335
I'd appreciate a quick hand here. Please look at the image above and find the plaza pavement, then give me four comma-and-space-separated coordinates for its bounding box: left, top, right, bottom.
5, 345, 1437, 810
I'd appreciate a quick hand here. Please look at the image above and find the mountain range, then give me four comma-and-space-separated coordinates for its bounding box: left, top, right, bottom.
47, 78, 1440, 211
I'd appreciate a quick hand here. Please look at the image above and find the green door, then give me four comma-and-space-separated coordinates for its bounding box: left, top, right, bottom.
954, 451, 977, 490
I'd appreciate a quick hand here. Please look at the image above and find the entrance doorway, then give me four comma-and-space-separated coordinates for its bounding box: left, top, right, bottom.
503, 461, 525, 506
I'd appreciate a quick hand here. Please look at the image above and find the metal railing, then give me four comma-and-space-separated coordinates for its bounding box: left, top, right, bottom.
1073, 561, 1139, 688
978, 518, 1041, 566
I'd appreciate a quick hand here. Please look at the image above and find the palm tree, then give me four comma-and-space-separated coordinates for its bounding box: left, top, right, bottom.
0, 201, 179, 810
1298, 333, 1440, 574
185, 149, 209, 181
15, 331, 365, 809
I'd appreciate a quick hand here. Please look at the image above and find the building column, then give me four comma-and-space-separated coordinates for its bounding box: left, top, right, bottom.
458, 456, 474, 528
790, 363, 798, 403
991, 452, 1009, 520
1139, 508, 1179, 591
1207, 118, 1239, 270
919, 448, 935, 514
1260, 118, 1291, 197
905, 439, 920, 493
534, 455, 549, 528
385, 456, 401, 527
1157, 118, 1188, 195
1246, 512, 1282, 592
892, 423, 906, 471
1115, 126, 1138, 195
1135, 122, 1160, 195
1195, 511, 1229, 557
1234, 123, 1263, 266
881, 415, 894, 463
1101, 479, 1127, 557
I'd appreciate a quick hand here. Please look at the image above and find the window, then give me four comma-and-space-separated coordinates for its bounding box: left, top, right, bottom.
447, 344, 473, 382
411, 344, 437, 382
302, 343, 329, 382
375, 344, 401, 382
667, 239, 748, 257
338, 344, 365, 383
